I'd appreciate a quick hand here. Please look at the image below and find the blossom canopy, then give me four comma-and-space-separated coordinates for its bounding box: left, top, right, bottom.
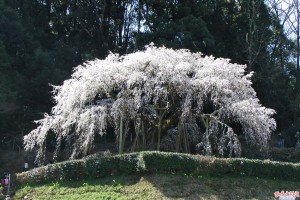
24, 45, 276, 163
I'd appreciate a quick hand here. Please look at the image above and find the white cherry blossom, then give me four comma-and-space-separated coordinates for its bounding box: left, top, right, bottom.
24, 46, 276, 163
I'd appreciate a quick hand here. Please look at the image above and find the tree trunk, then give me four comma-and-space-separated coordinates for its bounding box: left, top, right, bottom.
132, 118, 141, 152
297, 0, 300, 72
142, 121, 145, 150
176, 119, 190, 153
157, 116, 162, 150
119, 115, 123, 154
122, 120, 128, 153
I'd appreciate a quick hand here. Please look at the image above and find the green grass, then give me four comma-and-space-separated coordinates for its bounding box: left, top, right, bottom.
12, 173, 300, 200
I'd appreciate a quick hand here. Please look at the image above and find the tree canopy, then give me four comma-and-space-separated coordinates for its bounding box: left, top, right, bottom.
0, 0, 299, 159
24, 46, 276, 164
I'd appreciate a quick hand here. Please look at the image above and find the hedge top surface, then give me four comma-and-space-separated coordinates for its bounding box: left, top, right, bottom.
15, 151, 300, 185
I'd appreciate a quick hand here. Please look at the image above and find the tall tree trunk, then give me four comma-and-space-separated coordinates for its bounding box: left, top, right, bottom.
46, 0, 51, 23
176, 119, 190, 153
103, 0, 112, 47
122, 119, 128, 153
296, 0, 300, 87
142, 121, 145, 150
119, 115, 124, 154
157, 112, 162, 151
132, 118, 141, 152
157, 106, 167, 151
137, 0, 141, 34
117, 0, 124, 48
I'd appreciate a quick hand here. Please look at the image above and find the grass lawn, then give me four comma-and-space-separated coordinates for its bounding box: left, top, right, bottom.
10, 173, 300, 200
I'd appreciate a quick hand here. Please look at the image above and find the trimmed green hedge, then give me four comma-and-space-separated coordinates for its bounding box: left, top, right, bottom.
15, 151, 300, 185
270, 148, 300, 163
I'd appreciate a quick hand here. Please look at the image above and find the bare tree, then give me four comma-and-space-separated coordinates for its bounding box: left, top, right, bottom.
239, 0, 269, 71
267, 0, 297, 70
267, 0, 300, 125
245, 0, 262, 71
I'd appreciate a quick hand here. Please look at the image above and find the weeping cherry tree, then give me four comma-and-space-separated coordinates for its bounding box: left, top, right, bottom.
24, 45, 276, 164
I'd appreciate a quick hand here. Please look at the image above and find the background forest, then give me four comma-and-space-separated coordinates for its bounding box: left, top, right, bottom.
0, 0, 299, 153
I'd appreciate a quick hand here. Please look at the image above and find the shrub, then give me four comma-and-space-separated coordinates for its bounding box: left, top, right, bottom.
85, 153, 139, 178
15, 151, 300, 185
141, 151, 199, 173
270, 148, 300, 163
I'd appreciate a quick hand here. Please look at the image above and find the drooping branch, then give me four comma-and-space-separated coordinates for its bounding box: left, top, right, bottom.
24, 46, 276, 163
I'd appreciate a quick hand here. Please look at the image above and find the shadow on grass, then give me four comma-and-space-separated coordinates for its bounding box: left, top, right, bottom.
14, 173, 300, 200
142, 173, 300, 200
